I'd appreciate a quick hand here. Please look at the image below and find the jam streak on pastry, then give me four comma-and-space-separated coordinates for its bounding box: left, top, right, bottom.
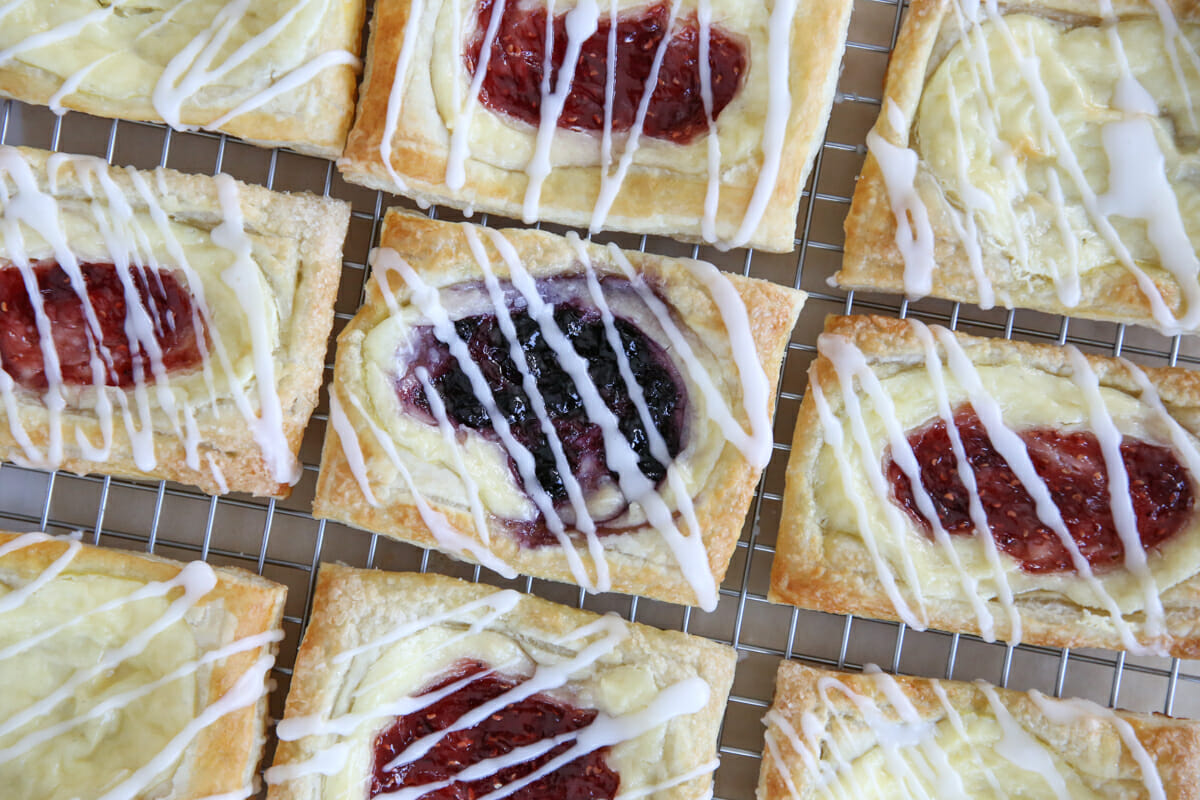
330, 226, 772, 610
0, 147, 298, 487
380, 0, 799, 248
763, 666, 1167, 798
0, 0, 359, 133
267, 590, 711, 799
0, 261, 204, 391
812, 319, 1199, 653
0, 531, 282, 800
888, 407, 1193, 574
464, 0, 746, 145
370, 660, 617, 800
866, 0, 1200, 331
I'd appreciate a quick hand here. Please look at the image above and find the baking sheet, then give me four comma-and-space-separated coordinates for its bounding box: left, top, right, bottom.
2, 0, 1200, 797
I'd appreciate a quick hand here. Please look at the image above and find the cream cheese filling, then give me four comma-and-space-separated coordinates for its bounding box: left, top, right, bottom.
0, 573, 199, 800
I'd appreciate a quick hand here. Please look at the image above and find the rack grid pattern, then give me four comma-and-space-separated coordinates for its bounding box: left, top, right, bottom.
2, 0, 1200, 797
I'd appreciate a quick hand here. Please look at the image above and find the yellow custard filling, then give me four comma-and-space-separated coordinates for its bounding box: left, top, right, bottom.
0, 573, 198, 800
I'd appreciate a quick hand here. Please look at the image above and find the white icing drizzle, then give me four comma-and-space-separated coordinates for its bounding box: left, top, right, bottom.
874, 0, 1200, 330
269, 588, 715, 799
2, 0, 356, 142
446, 0, 509, 190
0, 147, 302, 490
766, 666, 1169, 798
338, 229, 774, 609
817, 320, 1182, 652
0, 531, 283, 800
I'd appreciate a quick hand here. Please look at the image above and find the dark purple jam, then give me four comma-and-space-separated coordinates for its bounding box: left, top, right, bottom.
395, 277, 685, 546
370, 659, 617, 800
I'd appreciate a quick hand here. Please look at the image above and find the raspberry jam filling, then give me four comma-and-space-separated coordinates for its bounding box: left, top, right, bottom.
465, 0, 746, 144
396, 278, 685, 547
887, 406, 1194, 573
370, 659, 618, 800
0, 261, 203, 391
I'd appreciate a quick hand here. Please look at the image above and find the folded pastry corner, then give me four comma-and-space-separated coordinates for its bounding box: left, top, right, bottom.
772, 314, 1200, 657
315, 210, 804, 608
0, 529, 287, 800
840, 0, 1200, 333
0, 145, 349, 497
0, 0, 366, 159
760, 660, 1200, 798
266, 564, 735, 800
339, 0, 853, 251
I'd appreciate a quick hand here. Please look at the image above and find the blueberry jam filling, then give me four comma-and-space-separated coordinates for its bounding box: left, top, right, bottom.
370, 659, 618, 800
465, 0, 747, 144
887, 405, 1194, 573
0, 261, 203, 391
395, 277, 685, 546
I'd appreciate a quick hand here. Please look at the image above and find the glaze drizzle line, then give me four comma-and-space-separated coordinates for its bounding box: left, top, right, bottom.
0, 531, 283, 800
266, 587, 712, 800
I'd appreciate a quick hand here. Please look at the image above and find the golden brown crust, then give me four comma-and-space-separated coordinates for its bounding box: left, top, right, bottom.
0, 146, 349, 498
770, 314, 1200, 657
0, 1, 365, 159
0, 529, 287, 800
758, 661, 1200, 800
339, 0, 852, 252
268, 564, 736, 800
313, 210, 804, 606
839, 0, 1200, 330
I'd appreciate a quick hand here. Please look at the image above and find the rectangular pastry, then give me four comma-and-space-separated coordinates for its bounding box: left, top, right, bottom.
0, 529, 287, 800
771, 314, 1200, 657
760, 660, 1200, 799
0, 0, 365, 158
314, 210, 804, 609
338, 0, 853, 252
266, 564, 736, 800
838, 0, 1200, 334
0, 145, 349, 497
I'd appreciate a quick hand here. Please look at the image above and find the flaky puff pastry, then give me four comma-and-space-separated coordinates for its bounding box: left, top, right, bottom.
839, 0, 1200, 334
314, 210, 804, 609
0, 530, 287, 800
0, 146, 348, 497
759, 660, 1200, 800
0, 0, 365, 159
338, 0, 852, 252
267, 565, 735, 800
772, 314, 1200, 657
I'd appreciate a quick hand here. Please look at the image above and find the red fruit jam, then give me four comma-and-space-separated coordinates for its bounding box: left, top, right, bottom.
370, 660, 618, 800
0, 261, 203, 391
465, 0, 747, 144
887, 406, 1193, 573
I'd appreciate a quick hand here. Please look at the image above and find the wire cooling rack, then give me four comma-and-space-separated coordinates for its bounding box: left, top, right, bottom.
3, 1, 1200, 797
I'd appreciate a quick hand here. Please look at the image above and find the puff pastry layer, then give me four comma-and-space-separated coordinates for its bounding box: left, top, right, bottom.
839, 0, 1200, 334
0, 145, 348, 497
266, 564, 735, 800
0, 529, 286, 800
314, 211, 803, 609
759, 661, 1200, 799
771, 314, 1200, 657
0, 0, 365, 159
338, 0, 852, 252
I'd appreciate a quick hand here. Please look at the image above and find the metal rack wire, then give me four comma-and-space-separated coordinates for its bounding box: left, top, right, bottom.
1, 0, 1199, 797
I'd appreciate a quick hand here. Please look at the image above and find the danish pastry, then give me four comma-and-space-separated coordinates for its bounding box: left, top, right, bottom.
0, 529, 287, 800
839, 0, 1200, 334
338, 0, 853, 252
771, 314, 1200, 657
760, 660, 1200, 799
266, 564, 735, 800
0, 0, 365, 159
0, 145, 349, 497
314, 210, 804, 609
